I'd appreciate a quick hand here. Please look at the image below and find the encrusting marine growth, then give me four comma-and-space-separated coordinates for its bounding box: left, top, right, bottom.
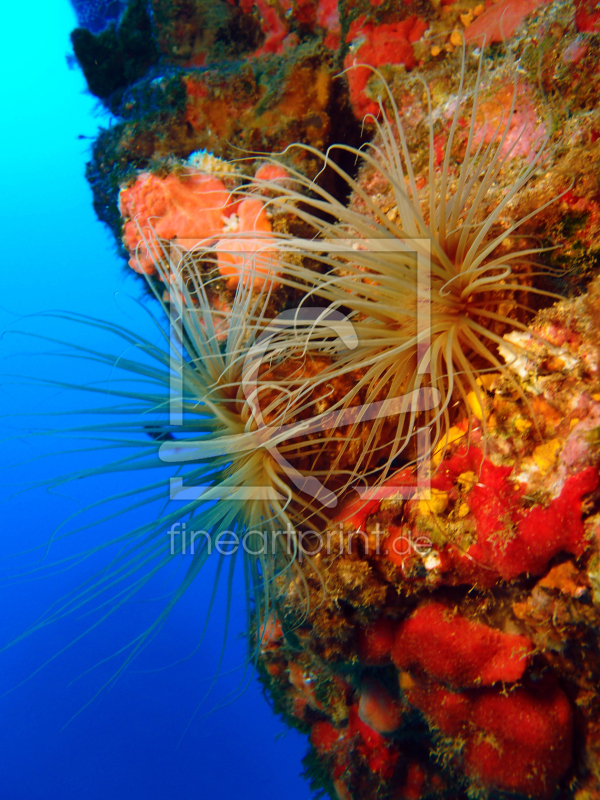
11, 0, 600, 797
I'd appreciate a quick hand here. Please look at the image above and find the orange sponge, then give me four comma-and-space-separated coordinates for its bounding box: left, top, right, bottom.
119, 170, 230, 273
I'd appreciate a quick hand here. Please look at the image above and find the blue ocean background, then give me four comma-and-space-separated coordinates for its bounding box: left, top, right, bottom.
0, 3, 310, 798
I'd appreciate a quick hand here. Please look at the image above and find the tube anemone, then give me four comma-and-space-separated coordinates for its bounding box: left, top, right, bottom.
3, 50, 564, 688
236, 52, 564, 492
3, 244, 361, 680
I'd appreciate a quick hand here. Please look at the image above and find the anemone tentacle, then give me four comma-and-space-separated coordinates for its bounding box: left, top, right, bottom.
209, 52, 567, 495
4, 49, 567, 693
2, 249, 360, 682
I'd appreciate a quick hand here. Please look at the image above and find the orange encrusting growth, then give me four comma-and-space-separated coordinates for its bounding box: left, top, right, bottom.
216, 197, 280, 290
119, 171, 230, 273
119, 169, 280, 289
343, 16, 427, 118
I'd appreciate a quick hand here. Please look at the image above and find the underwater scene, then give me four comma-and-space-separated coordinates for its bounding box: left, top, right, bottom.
0, 3, 308, 799
3, 0, 600, 798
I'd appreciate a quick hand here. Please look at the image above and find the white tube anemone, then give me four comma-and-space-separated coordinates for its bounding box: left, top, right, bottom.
2, 50, 565, 694
1, 242, 352, 690
235, 51, 565, 490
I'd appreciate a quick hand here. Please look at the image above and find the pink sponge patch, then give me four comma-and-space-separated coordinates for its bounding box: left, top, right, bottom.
470, 83, 546, 161
465, 0, 550, 44
316, 0, 340, 48
393, 602, 533, 688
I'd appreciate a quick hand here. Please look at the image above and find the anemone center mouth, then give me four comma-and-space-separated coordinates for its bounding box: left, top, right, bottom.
433, 285, 467, 317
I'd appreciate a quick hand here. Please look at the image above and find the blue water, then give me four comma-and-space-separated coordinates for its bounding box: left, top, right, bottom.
0, 4, 310, 798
